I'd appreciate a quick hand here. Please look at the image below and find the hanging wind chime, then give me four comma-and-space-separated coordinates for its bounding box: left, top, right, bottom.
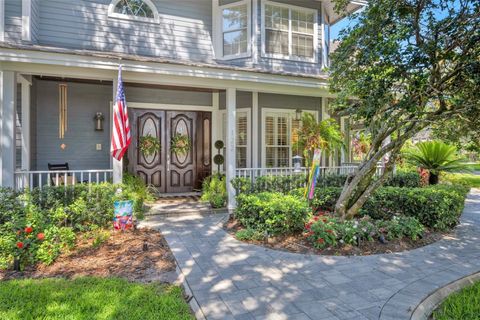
58, 84, 68, 139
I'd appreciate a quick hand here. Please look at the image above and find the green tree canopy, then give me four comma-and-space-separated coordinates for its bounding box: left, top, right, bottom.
329, 0, 480, 219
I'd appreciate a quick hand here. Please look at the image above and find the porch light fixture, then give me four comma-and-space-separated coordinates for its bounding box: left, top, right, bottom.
295, 108, 302, 121
94, 112, 105, 131
293, 155, 303, 173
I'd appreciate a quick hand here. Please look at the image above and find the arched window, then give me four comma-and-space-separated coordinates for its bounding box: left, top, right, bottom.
108, 0, 159, 22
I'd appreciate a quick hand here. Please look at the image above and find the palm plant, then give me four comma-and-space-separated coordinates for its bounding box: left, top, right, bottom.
404, 141, 471, 185
294, 113, 345, 166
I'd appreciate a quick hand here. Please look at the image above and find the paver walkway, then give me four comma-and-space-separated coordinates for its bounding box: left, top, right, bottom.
140, 189, 480, 320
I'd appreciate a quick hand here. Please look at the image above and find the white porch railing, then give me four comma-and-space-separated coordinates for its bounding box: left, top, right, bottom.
235, 165, 385, 180
15, 169, 114, 191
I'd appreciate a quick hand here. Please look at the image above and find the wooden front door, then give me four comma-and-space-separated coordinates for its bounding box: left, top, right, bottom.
128, 109, 211, 193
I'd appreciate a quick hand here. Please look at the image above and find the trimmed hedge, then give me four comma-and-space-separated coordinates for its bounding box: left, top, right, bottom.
310, 185, 469, 231
235, 192, 310, 235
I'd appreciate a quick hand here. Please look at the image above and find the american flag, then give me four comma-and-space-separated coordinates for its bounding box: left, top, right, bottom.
111, 65, 131, 161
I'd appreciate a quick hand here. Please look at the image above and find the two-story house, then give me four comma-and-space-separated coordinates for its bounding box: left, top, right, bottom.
0, 0, 365, 208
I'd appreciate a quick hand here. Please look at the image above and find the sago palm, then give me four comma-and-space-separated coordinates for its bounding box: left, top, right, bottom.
404, 141, 470, 184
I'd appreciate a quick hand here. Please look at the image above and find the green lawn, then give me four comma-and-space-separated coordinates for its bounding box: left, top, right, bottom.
432, 280, 480, 320
443, 173, 480, 188
0, 277, 193, 320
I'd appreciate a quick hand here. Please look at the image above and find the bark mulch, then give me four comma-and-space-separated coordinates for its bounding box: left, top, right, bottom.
225, 217, 445, 256
0, 228, 177, 283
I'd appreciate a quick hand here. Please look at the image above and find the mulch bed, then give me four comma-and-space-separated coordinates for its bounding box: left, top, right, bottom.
0, 228, 176, 282
225, 217, 447, 256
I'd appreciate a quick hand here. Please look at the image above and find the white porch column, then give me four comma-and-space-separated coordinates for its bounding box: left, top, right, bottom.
0, 71, 17, 188
226, 88, 237, 212
19, 75, 32, 170
321, 97, 329, 167
340, 116, 347, 165
111, 76, 123, 184
211, 91, 220, 173
251, 91, 259, 168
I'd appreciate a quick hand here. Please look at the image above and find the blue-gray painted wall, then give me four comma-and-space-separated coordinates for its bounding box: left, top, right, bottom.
4, 0, 327, 75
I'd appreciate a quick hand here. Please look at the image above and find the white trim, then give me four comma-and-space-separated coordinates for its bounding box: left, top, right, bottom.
127, 102, 214, 112
19, 75, 31, 170
108, 0, 160, 24
22, 0, 32, 42
261, 0, 319, 63
219, 107, 252, 168
211, 92, 221, 172
261, 107, 318, 167
213, 0, 252, 60
0, 48, 332, 96
252, 0, 259, 64
225, 88, 237, 211
0, 0, 4, 42
251, 91, 259, 167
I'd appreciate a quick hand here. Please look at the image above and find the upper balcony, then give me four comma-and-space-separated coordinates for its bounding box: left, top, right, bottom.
1, 0, 364, 78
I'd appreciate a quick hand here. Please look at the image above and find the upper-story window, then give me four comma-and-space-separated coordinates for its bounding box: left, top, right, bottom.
108, 0, 159, 23
214, 1, 252, 60
262, 1, 318, 62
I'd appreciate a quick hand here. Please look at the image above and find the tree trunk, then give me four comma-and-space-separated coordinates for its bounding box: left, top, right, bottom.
429, 173, 439, 185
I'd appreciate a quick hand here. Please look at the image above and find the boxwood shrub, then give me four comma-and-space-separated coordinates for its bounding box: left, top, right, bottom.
235, 192, 310, 235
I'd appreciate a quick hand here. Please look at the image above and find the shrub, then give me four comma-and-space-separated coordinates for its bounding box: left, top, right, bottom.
0, 179, 152, 270
235, 192, 310, 235
384, 171, 422, 188
235, 229, 264, 241
310, 187, 342, 212
232, 174, 306, 195
364, 185, 469, 231
201, 174, 227, 208
304, 215, 425, 249
316, 174, 348, 188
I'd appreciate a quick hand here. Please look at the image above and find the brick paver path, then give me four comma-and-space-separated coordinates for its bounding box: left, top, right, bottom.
140, 189, 480, 320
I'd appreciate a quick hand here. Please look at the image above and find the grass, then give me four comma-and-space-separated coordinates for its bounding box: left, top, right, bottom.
0, 277, 194, 320
432, 281, 480, 320
443, 172, 480, 188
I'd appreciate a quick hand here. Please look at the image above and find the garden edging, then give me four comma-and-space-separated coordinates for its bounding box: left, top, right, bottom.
410, 271, 480, 320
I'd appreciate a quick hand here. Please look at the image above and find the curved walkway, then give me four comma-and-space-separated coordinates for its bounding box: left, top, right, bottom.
140, 189, 480, 320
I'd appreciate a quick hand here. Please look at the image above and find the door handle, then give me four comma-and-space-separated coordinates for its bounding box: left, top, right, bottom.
167, 154, 170, 171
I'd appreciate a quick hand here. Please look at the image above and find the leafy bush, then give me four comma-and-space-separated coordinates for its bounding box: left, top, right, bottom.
316, 174, 348, 188
232, 174, 306, 195
304, 215, 425, 249
384, 171, 421, 188
310, 187, 342, 212
235, 228, 264, 241
363, 185, 469, 230
201, 174, 227, 208
0, 178, 152, 270
235, 192, 310, 235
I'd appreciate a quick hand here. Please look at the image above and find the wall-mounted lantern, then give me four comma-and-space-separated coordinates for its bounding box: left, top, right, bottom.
293, 155, 303, 173
94, 112, 105, 131
295, 108, 302, 121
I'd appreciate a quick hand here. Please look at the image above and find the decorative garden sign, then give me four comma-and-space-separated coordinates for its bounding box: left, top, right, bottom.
113, 200, 134, 231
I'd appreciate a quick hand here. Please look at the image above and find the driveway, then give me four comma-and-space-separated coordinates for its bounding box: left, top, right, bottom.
140, 189, 480, 320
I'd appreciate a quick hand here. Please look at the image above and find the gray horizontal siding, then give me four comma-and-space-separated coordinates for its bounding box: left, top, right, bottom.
33, 79, 112, 171
125, 86, 213, 106
37, 0, 215, 62
5, 0, 22, 41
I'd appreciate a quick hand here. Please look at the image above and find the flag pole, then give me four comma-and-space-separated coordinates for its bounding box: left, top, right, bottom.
112, 64, 123, 185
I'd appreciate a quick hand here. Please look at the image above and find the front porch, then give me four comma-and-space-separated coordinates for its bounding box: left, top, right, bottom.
1, 62, 353, 208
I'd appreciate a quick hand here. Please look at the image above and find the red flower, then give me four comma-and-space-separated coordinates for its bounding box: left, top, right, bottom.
16, 242, 24, 249
305, 223, 312, 230
24, 226, 33, 234
326, 229, 333, 234
37, 233, 45, 241
317, 238, 325, 244
313, 216, 319, 221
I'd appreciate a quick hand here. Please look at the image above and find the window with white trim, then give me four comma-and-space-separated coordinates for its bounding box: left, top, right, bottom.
262, 109, 316, 167
262, 1, 317, 62
108, 0, 158, 22
221, 109, 251, 168
214, 1, 251, 59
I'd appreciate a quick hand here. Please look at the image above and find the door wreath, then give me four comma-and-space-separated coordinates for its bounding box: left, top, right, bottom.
171, 133, 191, 156
139, 134, 161, 157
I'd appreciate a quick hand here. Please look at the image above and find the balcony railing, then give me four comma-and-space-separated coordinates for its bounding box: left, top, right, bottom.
15, 169, 114, 191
